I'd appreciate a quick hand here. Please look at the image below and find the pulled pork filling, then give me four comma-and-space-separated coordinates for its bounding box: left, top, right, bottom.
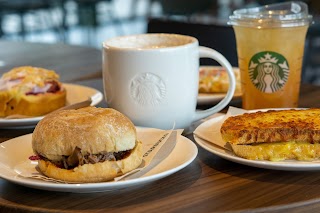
39, 146, 132, 169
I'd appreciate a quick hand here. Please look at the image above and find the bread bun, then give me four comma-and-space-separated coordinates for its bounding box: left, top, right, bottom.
32, 107, 143, 182
0, 66, 66, 117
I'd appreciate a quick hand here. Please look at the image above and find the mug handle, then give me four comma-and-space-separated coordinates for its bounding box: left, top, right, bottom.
192, 46, 236, 122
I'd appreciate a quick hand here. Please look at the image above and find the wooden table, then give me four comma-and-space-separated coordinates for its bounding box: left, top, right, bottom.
1, 41, 320, 213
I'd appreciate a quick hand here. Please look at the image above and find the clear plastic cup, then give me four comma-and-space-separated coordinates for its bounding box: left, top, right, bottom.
229, 1, 312, 109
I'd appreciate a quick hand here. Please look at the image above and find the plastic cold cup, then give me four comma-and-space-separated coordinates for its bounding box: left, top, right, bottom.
229, 1, 312, 109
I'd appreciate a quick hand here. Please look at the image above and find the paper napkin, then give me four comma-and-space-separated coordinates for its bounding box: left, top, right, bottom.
193, 106, 248, 150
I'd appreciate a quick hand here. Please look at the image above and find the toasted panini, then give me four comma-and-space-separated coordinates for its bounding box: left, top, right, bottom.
220, 108, 320, 145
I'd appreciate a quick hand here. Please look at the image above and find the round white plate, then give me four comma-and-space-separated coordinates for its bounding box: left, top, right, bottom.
197, 92, 242, 105
194, 109, 320, 171
0, 83, 103, 128
0, 128, 197, 193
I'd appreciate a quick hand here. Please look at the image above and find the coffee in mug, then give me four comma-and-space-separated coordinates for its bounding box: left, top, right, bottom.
103, 33, 236, 129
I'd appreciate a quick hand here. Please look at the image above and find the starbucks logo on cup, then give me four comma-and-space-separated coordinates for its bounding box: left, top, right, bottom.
249, 51, 289, 93
130, 72, 166, 106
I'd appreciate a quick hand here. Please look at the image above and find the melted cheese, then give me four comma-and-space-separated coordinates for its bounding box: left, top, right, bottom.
231, 142, 320, 161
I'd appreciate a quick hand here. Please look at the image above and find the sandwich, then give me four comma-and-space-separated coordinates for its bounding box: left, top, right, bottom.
32, 107, 143, 183
198, 66, 241, 94
0, 66, 66, 117
220, 108, 320, 161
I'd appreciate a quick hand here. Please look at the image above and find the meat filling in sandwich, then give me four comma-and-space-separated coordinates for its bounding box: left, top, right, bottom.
38, 146, 133, 170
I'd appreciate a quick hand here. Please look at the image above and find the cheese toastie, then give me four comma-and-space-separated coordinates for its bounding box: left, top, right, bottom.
220, 108, 320, 161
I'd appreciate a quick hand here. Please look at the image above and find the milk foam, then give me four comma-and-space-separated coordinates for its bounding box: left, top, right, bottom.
105, 34, 195, 49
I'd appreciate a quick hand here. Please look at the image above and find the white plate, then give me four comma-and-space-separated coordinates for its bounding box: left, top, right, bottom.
197, 92, 242, 105
194, 110, 320, 171
0, 128, 197, 193
0, 83, 103, 128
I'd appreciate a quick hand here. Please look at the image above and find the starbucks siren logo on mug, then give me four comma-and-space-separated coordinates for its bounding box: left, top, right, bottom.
130, 72, 166, 106
249, 51, 289, 93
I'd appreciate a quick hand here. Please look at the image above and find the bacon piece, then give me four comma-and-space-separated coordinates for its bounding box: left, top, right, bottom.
25, 80, 61, 95
46, 81, 61, 93
29, 155, 40, 160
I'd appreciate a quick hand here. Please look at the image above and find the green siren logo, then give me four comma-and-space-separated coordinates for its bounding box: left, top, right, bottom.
249, 51, 289, 93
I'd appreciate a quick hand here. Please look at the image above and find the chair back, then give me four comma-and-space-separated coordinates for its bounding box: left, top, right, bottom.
147, 18, 238, 66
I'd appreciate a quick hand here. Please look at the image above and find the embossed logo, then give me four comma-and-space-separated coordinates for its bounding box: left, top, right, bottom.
130, 73, 166, 106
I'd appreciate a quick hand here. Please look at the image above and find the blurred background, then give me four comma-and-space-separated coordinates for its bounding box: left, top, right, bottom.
0, 0, 319, 85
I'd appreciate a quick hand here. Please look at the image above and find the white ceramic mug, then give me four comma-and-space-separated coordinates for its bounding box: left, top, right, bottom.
102, 33, 236, 129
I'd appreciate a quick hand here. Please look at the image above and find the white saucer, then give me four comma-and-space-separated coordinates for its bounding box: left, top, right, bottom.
0, 128, 197, 193
0, 83, 103, 128
194, 109, 320, 171
197, 92, 242, 105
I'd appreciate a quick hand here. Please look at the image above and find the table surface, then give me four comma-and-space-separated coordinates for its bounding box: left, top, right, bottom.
1, 40, 320, 213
